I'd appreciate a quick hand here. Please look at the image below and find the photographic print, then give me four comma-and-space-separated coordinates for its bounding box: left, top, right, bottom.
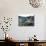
18, 15, 34, 26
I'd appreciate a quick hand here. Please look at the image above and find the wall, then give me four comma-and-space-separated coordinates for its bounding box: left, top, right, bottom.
44, 16, 46, 40
0, 0, 46, 40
